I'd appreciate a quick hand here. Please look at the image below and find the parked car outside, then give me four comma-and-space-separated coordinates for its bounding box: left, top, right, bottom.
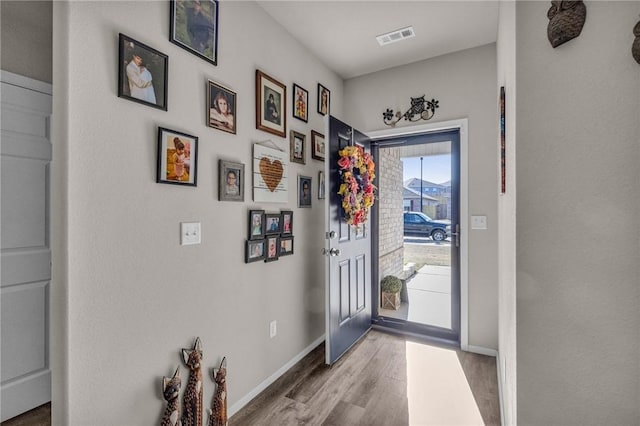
403, 211, 450, 241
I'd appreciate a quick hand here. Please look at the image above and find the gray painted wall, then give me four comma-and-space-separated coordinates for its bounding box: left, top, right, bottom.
516, 2, 640, 424
344, 44, 499, 350
0, 1, 52, 83
51, 1, 340, 423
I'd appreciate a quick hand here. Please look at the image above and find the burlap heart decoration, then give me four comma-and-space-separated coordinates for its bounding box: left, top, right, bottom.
259, 157, 283, 192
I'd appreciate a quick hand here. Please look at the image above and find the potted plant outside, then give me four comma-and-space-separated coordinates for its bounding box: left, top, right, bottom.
380, 275, 402, 310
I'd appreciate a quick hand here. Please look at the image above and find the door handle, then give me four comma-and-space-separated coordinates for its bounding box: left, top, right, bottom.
450, 224, 460, 248
322, 248, 341, 256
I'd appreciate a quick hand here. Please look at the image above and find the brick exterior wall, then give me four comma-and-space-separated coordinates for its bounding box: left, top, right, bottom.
378, 147, 404, 282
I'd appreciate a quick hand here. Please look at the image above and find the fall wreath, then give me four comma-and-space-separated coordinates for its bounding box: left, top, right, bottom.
337, 145, 376, 227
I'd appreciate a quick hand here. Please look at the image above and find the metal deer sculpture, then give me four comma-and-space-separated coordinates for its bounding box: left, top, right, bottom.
547, 1, 587, 48
161, 367, 182, 426
181, 337, 203, 426
207, 357, 228, 426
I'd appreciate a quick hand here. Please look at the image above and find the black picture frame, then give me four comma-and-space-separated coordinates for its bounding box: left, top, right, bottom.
264, 235, 280, 262
157, 127, 198, 186
311, 130, 325, 162
292, 83, 308, 122
170, 0, 219, 66
265, 213, 281, 235
245, 239, 265, 263
280, 210, 293, 236
317, 83, 330, 116
290, 130, 306, 165
118, 33, 168, 111
208, 80, 236, 134
279, 236, 294, 256
219, 160, 244, 201
256, 70, 286, 138
298, 175, 312, 208
248, 210, 265, 240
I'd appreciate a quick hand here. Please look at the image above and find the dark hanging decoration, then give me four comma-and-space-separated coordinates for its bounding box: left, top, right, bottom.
632, 20, 640, 65
382, 95, 439, 127
547, 1, 587, 48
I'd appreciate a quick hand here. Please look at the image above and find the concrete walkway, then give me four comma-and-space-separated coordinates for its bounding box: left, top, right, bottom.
379, 264, 452, 329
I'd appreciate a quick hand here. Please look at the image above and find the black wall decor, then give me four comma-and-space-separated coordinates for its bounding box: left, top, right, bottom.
547, 0, 587, 48
632, 20, 640, 65
383, 95, 439, 127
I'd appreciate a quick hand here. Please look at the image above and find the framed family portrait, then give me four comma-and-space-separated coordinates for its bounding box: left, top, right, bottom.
264, 235, 280, 262
219, 160, 244, 201
280, 210, 293, 235
157, 127, 198, 186
170, 0, 219, 65
118, 33, 168, 111
292, 84, 308, 122
256, 70, 286, 138
290, 131, 306, 165
317, 83, 330, 116
298, 175, 312, 208
265, 213, 281, 235
245, 239, 265, 263
311, 130, 325, 161
280, 236, 294, 256
208, 80, 236, 134
248, 210, 265, 240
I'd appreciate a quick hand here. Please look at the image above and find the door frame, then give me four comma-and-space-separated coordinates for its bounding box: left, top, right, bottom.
366, 118, 469, 351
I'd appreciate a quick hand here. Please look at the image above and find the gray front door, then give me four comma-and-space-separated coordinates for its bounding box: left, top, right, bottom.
325, 116, 372, 365
1, 73, 52, 421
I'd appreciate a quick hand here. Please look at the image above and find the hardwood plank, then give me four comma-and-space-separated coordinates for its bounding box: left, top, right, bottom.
230, 330, 501, 426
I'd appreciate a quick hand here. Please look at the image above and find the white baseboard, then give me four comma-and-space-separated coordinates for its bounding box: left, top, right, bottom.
496, 352, 506, 426
228, 334, 325, 418
464, 344, 498, 357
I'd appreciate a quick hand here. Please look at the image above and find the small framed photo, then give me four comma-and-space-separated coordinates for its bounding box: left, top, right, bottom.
298, 175, 312, 208
118, 34, 168, 111
318, 171, 325, 199
280, 236, 294, 256
292, 84, 308, 122
265, 213, 281, 235
157, 127, 198, 186
245, 239, 265, 263
317, 83, 330, 116
311, 130, 325, 162
264, 235, 280, 262
280, 210, 293, 235
219, 160, 244, 201
256, 70, 286, 138
248, 210, 265, 240
290, 130, 306, 165
170, 0, 219, 65
208, 80, 236, 134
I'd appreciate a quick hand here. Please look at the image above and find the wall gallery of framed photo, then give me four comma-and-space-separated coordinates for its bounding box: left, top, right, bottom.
115, 0, 336, 265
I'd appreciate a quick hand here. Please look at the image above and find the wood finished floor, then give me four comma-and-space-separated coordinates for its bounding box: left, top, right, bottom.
230, 330, 500, 426
1, 403, 50, 426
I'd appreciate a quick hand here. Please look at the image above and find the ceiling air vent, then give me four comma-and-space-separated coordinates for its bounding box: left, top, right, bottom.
376, 26, 415, 46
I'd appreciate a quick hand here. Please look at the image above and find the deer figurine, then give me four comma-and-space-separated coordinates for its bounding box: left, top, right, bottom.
181, 337, 203, 426
207, 357, 227, 426
161, 367, 181, 426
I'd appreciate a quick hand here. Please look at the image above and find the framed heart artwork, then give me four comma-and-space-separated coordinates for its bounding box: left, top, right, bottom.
252, 142, 289, 203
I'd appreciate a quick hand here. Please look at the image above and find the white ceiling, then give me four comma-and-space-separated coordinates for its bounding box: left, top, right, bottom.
257, 1, 500, 80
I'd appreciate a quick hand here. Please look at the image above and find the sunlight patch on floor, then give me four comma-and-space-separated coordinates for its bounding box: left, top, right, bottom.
406, 341, 484, 425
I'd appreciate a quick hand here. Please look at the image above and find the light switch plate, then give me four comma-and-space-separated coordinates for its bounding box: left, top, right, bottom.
180, 222, 201, 245
471, 215, 487, 230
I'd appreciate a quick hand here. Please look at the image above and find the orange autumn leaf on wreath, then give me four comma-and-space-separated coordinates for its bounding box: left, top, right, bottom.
337, 145, 376, 227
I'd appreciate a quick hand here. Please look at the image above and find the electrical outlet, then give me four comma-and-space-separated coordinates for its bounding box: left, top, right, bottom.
269, 320, 277, 338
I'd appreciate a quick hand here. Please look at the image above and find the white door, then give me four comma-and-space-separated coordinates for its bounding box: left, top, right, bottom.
1, 72, 52, 421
